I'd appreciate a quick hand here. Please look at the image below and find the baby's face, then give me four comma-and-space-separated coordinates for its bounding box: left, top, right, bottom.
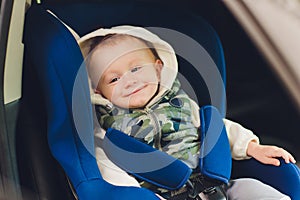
90, 37, 162, 108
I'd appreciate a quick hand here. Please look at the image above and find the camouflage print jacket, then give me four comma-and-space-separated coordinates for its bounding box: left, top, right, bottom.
96, 79, 200, 168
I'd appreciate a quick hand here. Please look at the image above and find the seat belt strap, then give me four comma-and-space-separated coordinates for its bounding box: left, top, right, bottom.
103, 128, 192, 190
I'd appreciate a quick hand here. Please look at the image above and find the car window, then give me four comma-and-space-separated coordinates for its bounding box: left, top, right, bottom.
224, 0, 300, 111
2, 0, 26, 104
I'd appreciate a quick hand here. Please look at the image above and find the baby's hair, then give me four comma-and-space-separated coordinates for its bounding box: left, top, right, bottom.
88, 34, 115, 53
88, 33, 162, 62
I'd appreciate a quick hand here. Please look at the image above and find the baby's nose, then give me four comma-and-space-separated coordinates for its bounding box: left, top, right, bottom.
123, 76, 138, 88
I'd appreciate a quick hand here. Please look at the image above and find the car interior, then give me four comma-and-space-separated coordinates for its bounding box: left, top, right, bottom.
1, 0, 300, 199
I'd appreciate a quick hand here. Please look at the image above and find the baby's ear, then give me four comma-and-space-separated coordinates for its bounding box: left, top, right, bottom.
155, 59, 163, 74
94, 89, 101, 94
154, 59, 163, 80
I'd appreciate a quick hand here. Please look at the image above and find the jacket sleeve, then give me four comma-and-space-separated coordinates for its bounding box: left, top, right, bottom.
223, 119, 260, 160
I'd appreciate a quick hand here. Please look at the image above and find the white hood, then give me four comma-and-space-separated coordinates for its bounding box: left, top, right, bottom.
77, 25, 178, 107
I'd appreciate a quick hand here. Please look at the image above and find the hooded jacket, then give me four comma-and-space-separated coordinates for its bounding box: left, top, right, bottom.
79, 25, 202, 167
77, 25, 259, 187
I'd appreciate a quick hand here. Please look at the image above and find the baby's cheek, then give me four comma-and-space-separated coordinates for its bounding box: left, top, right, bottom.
144, 76, 159, 86
110, 89, 121, 102
140, 69, 159, 83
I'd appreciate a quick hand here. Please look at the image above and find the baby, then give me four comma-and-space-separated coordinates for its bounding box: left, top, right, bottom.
79, 25, 295, 200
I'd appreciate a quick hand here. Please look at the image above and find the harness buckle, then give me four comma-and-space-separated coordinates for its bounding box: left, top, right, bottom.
186, 175, 227, 200
186, 179, 203, 199
198, 186, 227, 200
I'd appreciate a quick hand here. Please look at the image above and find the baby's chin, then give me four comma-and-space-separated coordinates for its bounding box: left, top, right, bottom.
126, 100, 149, 109
114, 97, 151, 109
130, 94, 156, 108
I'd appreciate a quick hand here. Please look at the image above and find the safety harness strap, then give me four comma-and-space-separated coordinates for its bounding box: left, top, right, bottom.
103, 128, 192, 190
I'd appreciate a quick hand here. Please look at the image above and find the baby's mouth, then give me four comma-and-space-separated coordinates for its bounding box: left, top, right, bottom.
124, 85, 147, 97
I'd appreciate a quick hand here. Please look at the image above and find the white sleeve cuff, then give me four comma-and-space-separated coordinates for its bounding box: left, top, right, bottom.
223, 119, 260, 160
232, 133, 259, 160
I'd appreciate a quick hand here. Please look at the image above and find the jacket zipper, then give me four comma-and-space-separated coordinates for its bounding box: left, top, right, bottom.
143, 106, 162, 150
139, 90, 169, 150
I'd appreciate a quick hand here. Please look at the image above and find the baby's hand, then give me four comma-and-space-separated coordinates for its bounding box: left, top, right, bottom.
247, 141, 296, 166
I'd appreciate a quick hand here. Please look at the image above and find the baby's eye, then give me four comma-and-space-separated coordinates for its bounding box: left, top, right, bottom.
109, 77, 120, 83
130, 66, 142, 73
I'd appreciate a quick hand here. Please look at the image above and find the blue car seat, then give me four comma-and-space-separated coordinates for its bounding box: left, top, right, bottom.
20, 2, 300, 200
